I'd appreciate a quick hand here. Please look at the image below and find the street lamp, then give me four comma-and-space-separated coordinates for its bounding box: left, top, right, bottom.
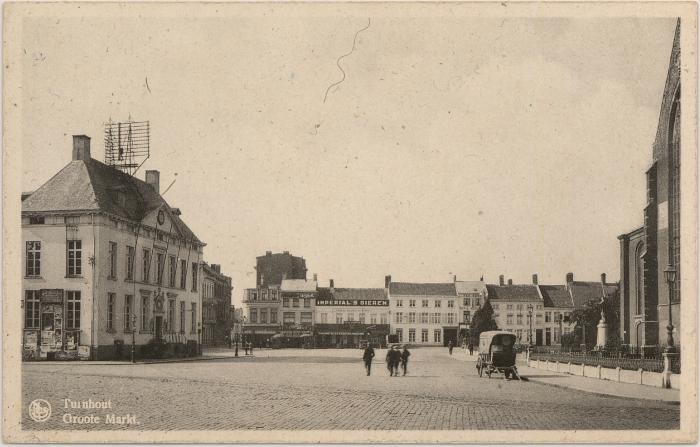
131, 314, 137, 363
527, 304, 534, 346
663, 264, 677, 352
197, 322, 202, 355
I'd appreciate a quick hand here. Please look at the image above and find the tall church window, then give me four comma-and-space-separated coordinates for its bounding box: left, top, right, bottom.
668, 89, 681, 302
635, 242, 645, 315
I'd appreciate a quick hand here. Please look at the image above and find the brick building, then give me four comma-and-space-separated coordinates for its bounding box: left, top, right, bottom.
22, 135, 204, 360
256, 251, 307, 288
201, 263, 233, 346
619, 21, 681, 348
244, 250, 310, 346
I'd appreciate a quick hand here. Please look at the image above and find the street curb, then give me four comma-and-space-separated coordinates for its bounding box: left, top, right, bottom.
23, 355, 242, 365
523, 375, 681, 405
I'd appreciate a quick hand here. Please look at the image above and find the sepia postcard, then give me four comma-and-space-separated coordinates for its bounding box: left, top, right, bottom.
3, 1, 698, 443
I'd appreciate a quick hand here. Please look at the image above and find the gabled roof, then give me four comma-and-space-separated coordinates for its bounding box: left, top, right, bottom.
568, 282, 619, 309
316, 287, 387, 301
22, 158, 202, 244
389, 282, 456, 296
538, 285, 574, 309
455, 281, 486, 294
280, 279, 318, 292
486, 284, 541, 302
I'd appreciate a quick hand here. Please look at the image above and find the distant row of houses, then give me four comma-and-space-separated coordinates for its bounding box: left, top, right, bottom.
243, 251, 616, 347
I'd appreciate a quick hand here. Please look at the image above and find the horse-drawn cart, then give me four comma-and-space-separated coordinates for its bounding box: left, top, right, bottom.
476, 331, 522, 380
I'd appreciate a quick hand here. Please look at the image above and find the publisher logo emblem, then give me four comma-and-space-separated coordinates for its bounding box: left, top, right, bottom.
28, 399, 51, 422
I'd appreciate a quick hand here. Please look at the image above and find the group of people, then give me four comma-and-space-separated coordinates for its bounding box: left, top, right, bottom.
362, 344, 411, 376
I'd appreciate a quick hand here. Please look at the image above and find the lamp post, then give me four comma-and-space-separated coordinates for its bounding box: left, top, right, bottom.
131, 314, 137, 364
527, 304, 534, 346
663, 264, 677, 352
234, 324, 239, 357
197, 322, 202, 356
558, 314, 564, 347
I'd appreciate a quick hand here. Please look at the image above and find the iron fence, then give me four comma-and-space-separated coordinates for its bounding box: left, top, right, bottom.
529, 349, 680, 374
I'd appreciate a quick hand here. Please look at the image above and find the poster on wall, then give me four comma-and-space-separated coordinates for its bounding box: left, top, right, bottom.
23, 331, 38, 350
77, 346, 90, 360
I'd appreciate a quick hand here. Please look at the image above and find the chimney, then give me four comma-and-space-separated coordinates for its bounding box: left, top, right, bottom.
532, 274, 538, 285
145, 170, 160, 194
171, 208, 181, 216
211, 264, 221, 274
601, 273, 607, 285
385, 275, 392, 289
507, 279, 513, 286
566, 272, 574, 283
313, 273, 318, 282
266, 251, 272, 256
283, 250, 289, 255
453, 274, 457, 282
72, 135, 91, 161
499, 275, 504, 286
329, 279, 335, 291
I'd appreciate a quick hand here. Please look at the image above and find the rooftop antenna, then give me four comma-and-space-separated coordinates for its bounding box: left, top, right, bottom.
104, 117, 150, 176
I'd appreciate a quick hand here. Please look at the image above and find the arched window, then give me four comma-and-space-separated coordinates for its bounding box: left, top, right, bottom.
668, 87, 681, 302
634, 241, 645, 316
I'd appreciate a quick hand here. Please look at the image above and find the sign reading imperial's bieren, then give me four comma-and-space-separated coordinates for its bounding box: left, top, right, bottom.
315, 299, 388, 307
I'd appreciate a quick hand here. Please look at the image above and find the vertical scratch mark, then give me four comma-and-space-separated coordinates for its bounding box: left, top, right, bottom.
323, 18, 371, 103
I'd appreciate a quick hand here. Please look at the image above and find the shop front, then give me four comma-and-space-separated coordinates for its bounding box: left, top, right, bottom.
23, 289, 83, 361
315, 323, 390, 348
241, 325, 279, 348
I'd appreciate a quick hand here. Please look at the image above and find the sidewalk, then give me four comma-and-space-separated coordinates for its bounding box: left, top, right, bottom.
457, 350, 680, 404
25, 354, 236, 366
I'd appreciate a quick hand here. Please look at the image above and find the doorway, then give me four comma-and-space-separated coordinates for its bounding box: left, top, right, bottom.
535, 329, 543, 346
155, 316, 163, 341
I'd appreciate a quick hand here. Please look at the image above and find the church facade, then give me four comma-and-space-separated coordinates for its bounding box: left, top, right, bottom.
618, 21, 681, 349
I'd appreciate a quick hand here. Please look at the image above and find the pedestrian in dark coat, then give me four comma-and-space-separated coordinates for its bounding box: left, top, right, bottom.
400, 346, 411, 376
386, 347, 394, 375
362, 344, 375, 376
448, 340, 454, 355
388, 345, 402, 376
468, 343, 474, 356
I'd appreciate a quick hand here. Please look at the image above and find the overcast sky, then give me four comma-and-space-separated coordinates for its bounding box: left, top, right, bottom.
20, 7, 678, 306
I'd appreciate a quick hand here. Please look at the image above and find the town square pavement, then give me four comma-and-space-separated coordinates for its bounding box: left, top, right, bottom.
22, 347, 679, 430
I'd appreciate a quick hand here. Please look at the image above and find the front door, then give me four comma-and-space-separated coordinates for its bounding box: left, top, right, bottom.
535, 329, 543, 346
40, 304, 63, 358
155, 316, 163, 341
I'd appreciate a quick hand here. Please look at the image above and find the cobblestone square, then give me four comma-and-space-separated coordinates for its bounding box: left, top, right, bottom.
22, 348, 679, 431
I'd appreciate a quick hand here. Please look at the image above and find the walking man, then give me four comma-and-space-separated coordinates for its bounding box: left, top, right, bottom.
363, 344, 375, 376
468, 342, 474, 356
389, 345, 402, 376
400, 345, 411, 376
386, 346, 394, 375
448, 340, 454, 355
